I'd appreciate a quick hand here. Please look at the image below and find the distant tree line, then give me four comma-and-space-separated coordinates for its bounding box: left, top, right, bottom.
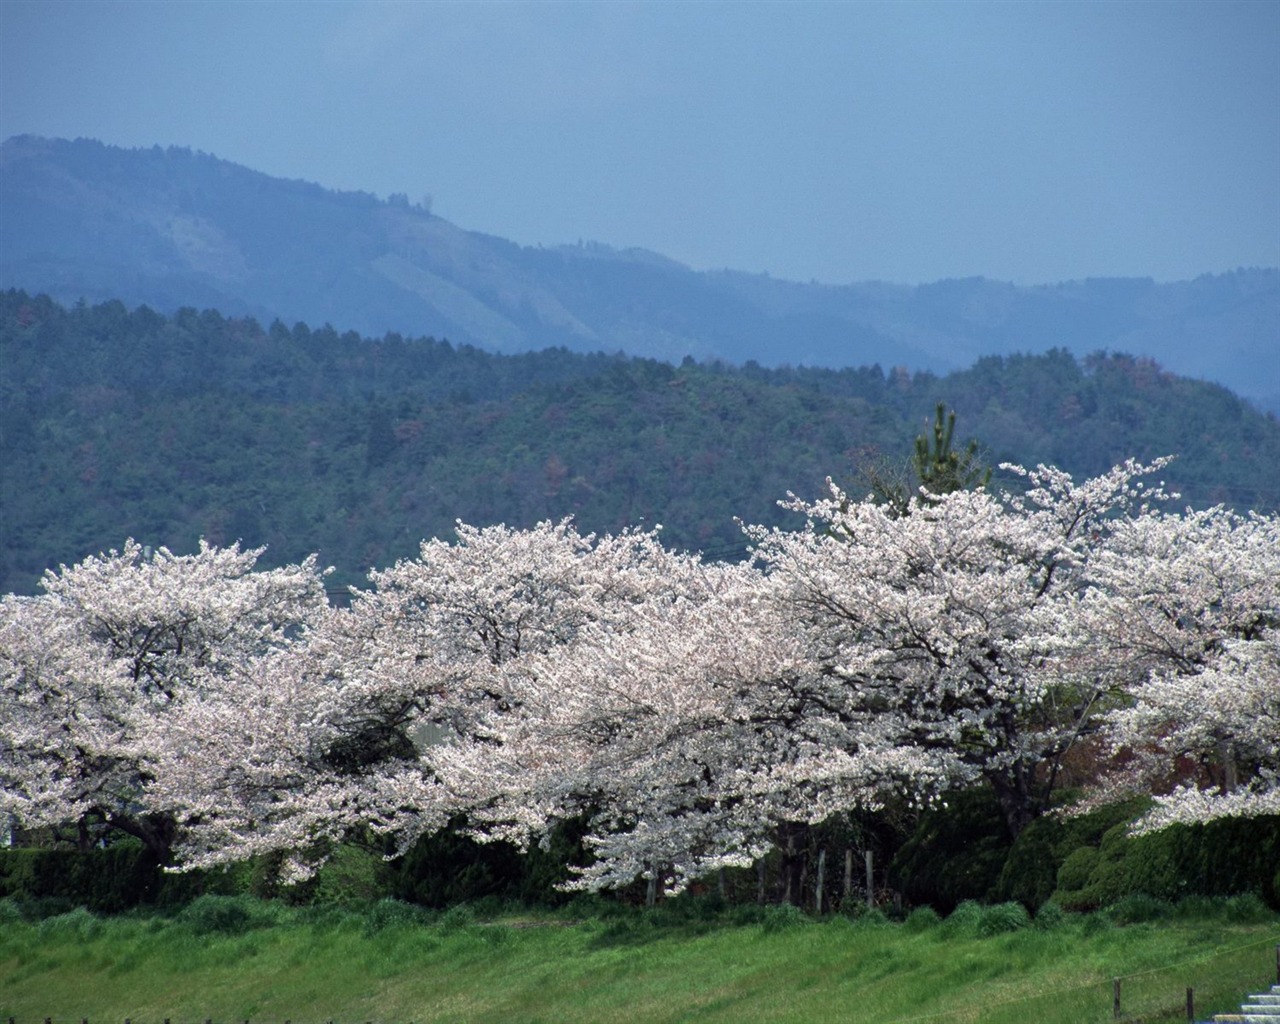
2, 289, 1278, 598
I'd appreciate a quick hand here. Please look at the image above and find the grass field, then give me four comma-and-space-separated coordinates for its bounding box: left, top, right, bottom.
1, 896, 1277, 1024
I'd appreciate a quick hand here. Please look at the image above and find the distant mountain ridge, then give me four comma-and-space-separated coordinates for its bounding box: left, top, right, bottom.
3, 134, 1278, 411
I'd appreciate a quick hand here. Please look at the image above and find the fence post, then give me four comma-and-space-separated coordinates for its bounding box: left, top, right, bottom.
865, 849, 874, 910
1186, 987, 1194, 1023
1275, 943, 1279, 984
1113, 977, 1121, 1018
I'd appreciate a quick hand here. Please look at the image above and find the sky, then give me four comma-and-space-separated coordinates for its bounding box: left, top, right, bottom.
1, 0, 1277, 286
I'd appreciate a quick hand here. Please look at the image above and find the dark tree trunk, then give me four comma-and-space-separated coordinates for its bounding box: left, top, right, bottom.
106, 812, 178, 866
777, 821, 809, 906
988, 763, 1043, 842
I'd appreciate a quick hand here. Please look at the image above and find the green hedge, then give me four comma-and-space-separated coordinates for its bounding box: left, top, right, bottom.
1050, 815, 1280, 911
0, 841, 234, 913
888, 787, 1012, 913
993, 796, 1149, 909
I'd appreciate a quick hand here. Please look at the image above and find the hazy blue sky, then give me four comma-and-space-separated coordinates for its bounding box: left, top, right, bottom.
2, 0, 1277, 285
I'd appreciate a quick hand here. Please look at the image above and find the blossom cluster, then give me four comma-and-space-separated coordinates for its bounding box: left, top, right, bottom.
2, 461, 1275, 890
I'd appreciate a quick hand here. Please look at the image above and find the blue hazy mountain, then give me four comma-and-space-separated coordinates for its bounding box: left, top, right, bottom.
3, 135, 1277, 411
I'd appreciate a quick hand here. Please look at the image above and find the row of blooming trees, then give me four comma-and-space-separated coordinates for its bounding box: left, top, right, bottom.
2, 459, 1277, 896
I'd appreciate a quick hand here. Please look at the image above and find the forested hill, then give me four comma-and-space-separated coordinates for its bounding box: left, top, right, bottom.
3, 135, 1279, 413
3, 290, 1278, 596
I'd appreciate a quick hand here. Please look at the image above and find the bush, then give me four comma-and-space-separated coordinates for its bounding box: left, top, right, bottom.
1033, 901, 1066, 931
994, 796, 1150, 910
362, 898, 430, 934
760, 903, 810, 932
978, 901, 1031, 935
889, 787, 1011, 913
1168, 893, 1277, 924
1106, 894, 1172, 924
940, 899, 984, 937
1049, 814, 1280, 912
1222, 893, 1276, 924
903, 906, 942, 932
439, 903, 477, 931
0, 842, 235, 913
178, 894, 282, 935
313, 843, 390, 905
37, 906, 102, 940
1055, 848, 1098, 894
389, 815, 592, 909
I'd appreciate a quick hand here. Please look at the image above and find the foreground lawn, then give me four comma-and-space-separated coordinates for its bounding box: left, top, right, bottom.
1, 898, 1276, 1023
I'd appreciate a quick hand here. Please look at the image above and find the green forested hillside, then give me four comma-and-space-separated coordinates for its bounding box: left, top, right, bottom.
2, 289, 1278, 594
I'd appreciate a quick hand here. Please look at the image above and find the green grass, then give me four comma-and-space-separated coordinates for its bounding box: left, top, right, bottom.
0, 897, 1276, 1023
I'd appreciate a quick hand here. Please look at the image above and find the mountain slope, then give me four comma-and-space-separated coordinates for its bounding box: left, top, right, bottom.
3, 290, 1278, 596
2, 135, 1278, 410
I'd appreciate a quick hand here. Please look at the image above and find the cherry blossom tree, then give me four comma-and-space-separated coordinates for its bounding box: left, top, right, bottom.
427, 553, 959, 898
7, 472, 1275, 894
142, 520, 708, 877
1078, 505, 1280, 830
745, 459, 1180, 840
0, 540, 329, 862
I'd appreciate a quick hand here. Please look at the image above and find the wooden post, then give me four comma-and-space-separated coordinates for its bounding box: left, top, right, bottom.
1275, 943, 1279, 984
756, 857, 766, 904
1186, 987, 1194, 1023
865, 849, 874, 910
843, 848, 853, 908
1113, 977, 1121, 1019
815, 848, 826, 915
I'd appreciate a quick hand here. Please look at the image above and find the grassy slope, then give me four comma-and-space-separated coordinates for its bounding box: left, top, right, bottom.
2, 903, 1277, 1024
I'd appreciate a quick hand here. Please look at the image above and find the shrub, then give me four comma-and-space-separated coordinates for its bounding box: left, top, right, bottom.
37, 906, 102, 940
1033, 901, 1066, 931
889, 787, 1010, 913
761, 903, 809, 932
1106, 894, 1172, 924
994, 795, 1151, 910
978, 901, 1031, 936
178, 894, 281, 935
1055, 848, 1098, 894
439, 903, 477, 931
940, 899, 984, 937
0, 842, 235, 913
1222, 893, 1276, 924
903, 906, 942, 932
1049, 814, 1280, 912
362, 898, 430, 934
313, 843, 390, 905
